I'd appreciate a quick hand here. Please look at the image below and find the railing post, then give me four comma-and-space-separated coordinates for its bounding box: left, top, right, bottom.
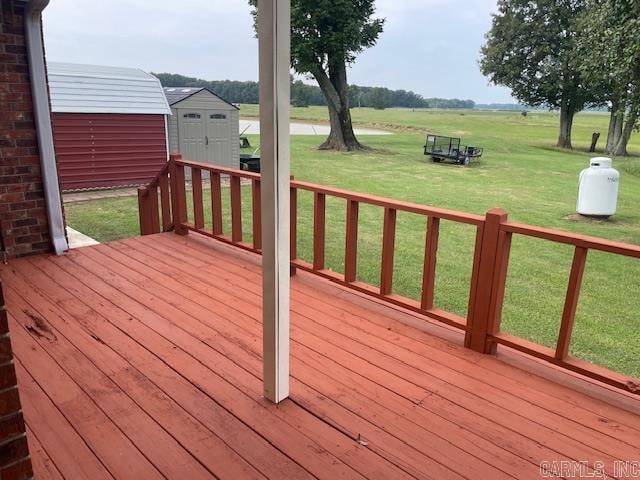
466, 208, 510, 354
170, 154, 188, 235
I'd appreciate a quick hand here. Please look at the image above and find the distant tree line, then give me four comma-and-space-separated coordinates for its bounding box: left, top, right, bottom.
480, 0, 639, 155
154, 72, 476, 111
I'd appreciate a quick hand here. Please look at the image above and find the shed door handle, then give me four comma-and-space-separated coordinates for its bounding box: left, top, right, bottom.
205, 136, 209, 146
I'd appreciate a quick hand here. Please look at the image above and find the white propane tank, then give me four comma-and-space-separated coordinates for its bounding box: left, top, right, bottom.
576, 157, 620, 218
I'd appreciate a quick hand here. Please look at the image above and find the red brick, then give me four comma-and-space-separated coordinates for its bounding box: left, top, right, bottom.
0, 412, 24, 441
0, 456, 33, 480
0, 364, 17, 390
0, 435, 29, 467
0, 388, 20, 415
0, 335, 11, 363
0, 0, 54, 262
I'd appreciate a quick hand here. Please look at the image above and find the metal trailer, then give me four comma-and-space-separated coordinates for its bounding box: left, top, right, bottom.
424, 135, 483, 166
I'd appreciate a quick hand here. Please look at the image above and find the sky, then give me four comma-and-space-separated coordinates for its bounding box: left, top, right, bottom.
42, 0, 515, 104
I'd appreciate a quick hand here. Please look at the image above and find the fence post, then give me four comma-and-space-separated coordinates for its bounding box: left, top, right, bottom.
170, 154, 188, 235
466, 208, 510, 354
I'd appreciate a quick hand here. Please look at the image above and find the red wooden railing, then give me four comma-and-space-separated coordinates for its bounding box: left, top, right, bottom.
138, 154, 639, 395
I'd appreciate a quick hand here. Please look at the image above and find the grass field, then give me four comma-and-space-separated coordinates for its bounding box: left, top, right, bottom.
65, 107, 640, 378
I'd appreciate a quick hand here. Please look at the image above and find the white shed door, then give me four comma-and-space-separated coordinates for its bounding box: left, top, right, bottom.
206, 112, 232, 167
178, 111, 206, 161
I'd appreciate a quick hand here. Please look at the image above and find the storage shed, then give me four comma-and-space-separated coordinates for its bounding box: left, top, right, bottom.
48, 62, 171, 191
164, 87, 240, 169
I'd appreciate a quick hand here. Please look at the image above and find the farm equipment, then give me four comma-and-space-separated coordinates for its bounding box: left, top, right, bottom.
424, 135, 483, 166
240, 147, 261, 173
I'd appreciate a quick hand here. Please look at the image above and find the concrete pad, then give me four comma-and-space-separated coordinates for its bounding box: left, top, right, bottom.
240, 119, 392, 136
66, 227, 99, 249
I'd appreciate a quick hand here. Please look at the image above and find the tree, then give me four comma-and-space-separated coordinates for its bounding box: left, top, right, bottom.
249, 0, 384, 151
577, 0, 640, 156
480, 0, 593, 149
369, 87, 391, 110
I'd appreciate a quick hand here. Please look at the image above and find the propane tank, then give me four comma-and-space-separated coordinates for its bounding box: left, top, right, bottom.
577, 157, 620, 218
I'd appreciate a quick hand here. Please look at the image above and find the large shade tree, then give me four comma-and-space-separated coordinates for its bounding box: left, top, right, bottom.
249, 0, 384, 151
480, 0, 592, 149
577, 0, 640, 156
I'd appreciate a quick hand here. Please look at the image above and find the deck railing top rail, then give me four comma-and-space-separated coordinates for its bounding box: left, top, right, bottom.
137, 155, 640, 396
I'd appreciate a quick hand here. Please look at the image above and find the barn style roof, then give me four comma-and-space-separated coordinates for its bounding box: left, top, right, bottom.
47, 62, 172, 115
163, 87, 239, 110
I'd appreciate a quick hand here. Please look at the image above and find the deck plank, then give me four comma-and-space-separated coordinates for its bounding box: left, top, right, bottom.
26, 256, 310, 480
7, 261, 265, 480
110, 237, 633, 478
58, 248, 409, 480
1, 232, 639, 480
13, 361, 114, 480
104, 241, 542, 479
155, 233, 640, 437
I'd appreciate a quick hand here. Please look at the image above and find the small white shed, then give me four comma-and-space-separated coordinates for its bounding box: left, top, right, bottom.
164, 87, 240, 169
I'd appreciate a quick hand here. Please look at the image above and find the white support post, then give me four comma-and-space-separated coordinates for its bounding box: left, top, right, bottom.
259, 0, 291, 403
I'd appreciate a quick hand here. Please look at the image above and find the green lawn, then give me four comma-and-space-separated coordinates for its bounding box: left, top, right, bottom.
65, 107, 640, 378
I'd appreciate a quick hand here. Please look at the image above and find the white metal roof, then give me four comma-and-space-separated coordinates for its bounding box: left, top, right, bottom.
47, 62, 172, 115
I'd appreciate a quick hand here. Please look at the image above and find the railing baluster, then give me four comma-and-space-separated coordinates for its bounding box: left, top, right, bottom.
170, 160, 188, 235
192, 168, 204, 229
290, 181, 298, 275
149, 185, 160, 233
211, 172, 223, 236
230, 175, 243, 243
344, 200, 359, 283
421, 216, 440, 310
380, 207, 397, 295
556, 246, 588, 360
313, 192, 326, 270
137, 188, 151, 235
159, 173, 171, 231
252, 179, 262, 251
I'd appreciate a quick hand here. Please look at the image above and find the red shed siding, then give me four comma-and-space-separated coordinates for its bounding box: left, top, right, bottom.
52, 113, 167, 191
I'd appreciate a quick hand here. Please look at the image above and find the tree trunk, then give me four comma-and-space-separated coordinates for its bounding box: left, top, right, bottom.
605, 99, 623, 154
612, 109, 638, 157
311, 60, 364, 151
557, 99, 575, 149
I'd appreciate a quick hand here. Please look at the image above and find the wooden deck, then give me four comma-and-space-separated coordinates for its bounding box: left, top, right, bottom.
2, 233, 639, 480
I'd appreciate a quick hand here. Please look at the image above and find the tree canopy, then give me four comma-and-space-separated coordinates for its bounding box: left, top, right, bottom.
249, 0, 385, 150
577, 0, 640, 155
480, 0, 594, 148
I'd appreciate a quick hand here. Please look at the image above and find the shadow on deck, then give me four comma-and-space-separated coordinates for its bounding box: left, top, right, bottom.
1, 233, 638, 480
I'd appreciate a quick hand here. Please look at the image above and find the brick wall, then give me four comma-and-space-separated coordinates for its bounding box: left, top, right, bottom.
0, 0, 51, 259
0, 278, 32, 480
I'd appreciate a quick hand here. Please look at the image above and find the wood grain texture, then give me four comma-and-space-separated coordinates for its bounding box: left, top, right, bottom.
4, 233, 639, 480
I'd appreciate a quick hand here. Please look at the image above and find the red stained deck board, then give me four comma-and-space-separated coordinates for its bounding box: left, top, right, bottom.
1, 232, 638, 480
